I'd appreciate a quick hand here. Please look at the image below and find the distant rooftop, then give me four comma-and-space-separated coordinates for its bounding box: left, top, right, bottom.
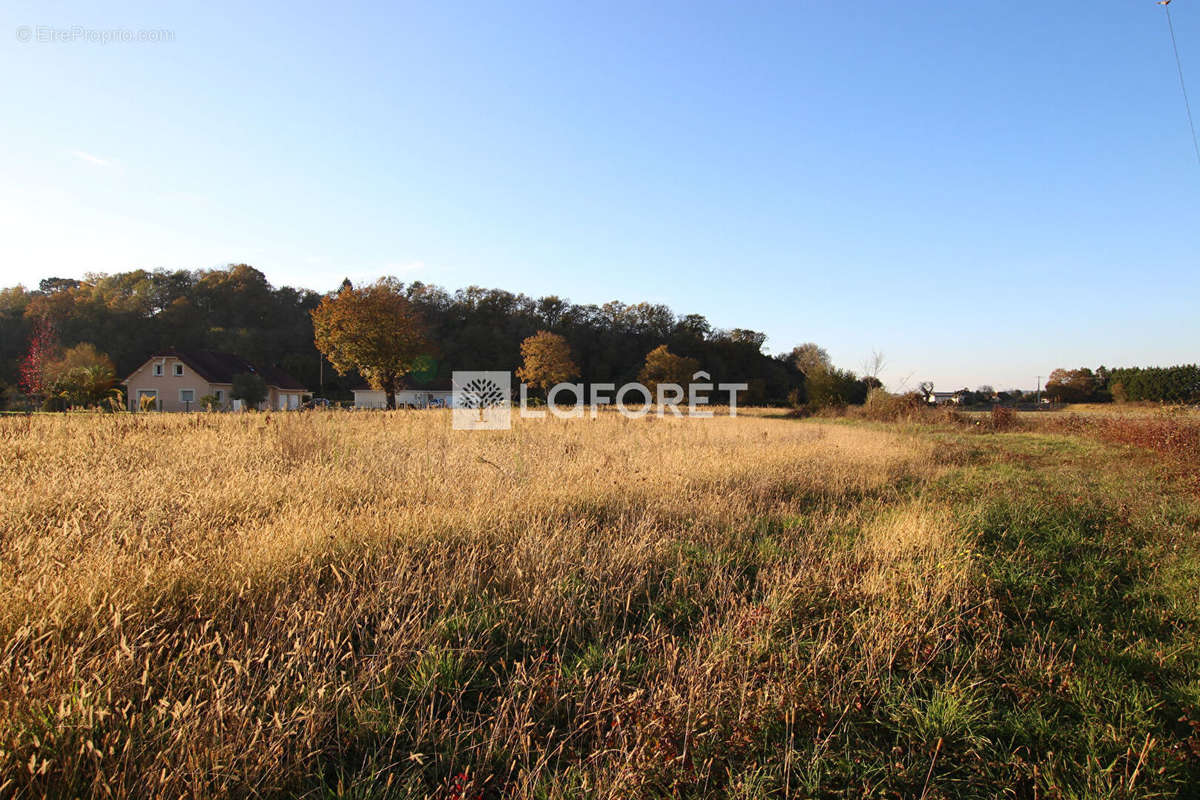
126, 349, 305, 391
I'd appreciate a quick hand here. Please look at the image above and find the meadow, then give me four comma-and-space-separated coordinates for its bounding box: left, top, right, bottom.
1, 407, 1198, 798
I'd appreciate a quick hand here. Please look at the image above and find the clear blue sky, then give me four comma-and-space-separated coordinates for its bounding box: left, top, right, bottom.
2, 0, 1197, 391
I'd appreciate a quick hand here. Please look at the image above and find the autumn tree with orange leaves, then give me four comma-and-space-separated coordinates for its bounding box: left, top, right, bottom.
311, 279, 431, 410
516, 331, 579, 396
637, 345, 700, 397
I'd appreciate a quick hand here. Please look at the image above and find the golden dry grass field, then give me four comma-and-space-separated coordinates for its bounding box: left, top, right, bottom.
1, 409, 1199, 798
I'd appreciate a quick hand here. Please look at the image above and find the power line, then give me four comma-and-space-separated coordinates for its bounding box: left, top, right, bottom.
1163, 1, 1200, 167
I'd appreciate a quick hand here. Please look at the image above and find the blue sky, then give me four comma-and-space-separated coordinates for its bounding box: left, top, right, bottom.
2, 0, 1197, 391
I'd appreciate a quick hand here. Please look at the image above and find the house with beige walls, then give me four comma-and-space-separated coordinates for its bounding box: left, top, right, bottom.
121, 350, 306, 412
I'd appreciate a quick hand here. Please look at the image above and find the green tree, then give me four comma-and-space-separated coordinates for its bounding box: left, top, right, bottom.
45, 343, 118, 408
1044, 368, 1098, 404
805, 365, 868, 408
232, 373, 268, 410
789, 342, 831, 376
311, 278, 432, 410
1106, 365, 1200, 403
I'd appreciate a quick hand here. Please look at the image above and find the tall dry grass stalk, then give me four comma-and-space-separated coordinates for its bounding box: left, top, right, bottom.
0, 410, 971, 797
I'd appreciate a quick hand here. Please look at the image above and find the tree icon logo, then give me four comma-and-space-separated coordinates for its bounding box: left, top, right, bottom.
452, 371, 512, 429
460, 377, 505, 420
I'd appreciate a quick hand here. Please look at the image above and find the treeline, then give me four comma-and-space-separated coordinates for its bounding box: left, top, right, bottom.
1044, 365, 1200, 404
0, 267, 322, 397
0, 265, 810, 405
1107, 366, 1200, 403
400, 282, 803, 403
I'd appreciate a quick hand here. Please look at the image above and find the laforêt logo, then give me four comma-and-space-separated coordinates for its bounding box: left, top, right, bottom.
452, 371, 512, 430
452, 370, 747, 431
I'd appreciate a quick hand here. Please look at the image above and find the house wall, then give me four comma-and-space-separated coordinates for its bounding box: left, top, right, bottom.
267, 387, 302, 411
207, 383, 233, 409
124, 356, 301, 411
354, 390, 386, 409
123, 357, 218, 412
353, 390, 453, 409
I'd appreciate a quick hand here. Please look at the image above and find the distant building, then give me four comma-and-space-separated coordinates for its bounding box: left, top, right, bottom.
353, 377, 454, 409
121, 350, 305, 412
929, 391, 960, 405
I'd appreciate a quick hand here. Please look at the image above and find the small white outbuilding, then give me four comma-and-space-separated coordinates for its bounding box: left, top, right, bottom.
352, 379, 454, 409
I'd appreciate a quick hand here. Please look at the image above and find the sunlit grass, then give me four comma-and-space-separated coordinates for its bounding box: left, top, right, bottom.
0, 409, 1197, 797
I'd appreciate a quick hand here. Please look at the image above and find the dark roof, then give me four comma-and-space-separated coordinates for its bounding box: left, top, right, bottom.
125, 350, 306, 391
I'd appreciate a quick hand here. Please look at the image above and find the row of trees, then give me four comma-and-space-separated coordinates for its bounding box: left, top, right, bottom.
2, 266, 899, 411
1044, 365, 1200, 404
0, 267, 325, 403
309, 278, 884, 409
19, 333, 122, 411
2, 267, 846, 409
389, 280, 807, 404
1106, 365, 1200, 403
13, 320, 278, 412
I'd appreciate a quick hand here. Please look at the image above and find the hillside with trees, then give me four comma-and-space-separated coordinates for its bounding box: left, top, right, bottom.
0, 265, 811, 407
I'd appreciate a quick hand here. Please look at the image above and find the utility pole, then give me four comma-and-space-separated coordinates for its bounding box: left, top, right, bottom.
1036, 376, 1042, 405
319, 354, 324, 397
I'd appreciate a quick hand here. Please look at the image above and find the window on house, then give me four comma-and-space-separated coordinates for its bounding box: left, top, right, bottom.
214, 390, 224, 402
174, 364, 184, 376
153, 364, 163, 376
180, 389, 195, 403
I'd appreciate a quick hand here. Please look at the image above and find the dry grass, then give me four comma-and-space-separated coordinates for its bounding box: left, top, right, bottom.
1035, 402, 1200, 418
1020, 406, 1200, 493
0, 411, 960, 797
1, 409, 1197, 797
